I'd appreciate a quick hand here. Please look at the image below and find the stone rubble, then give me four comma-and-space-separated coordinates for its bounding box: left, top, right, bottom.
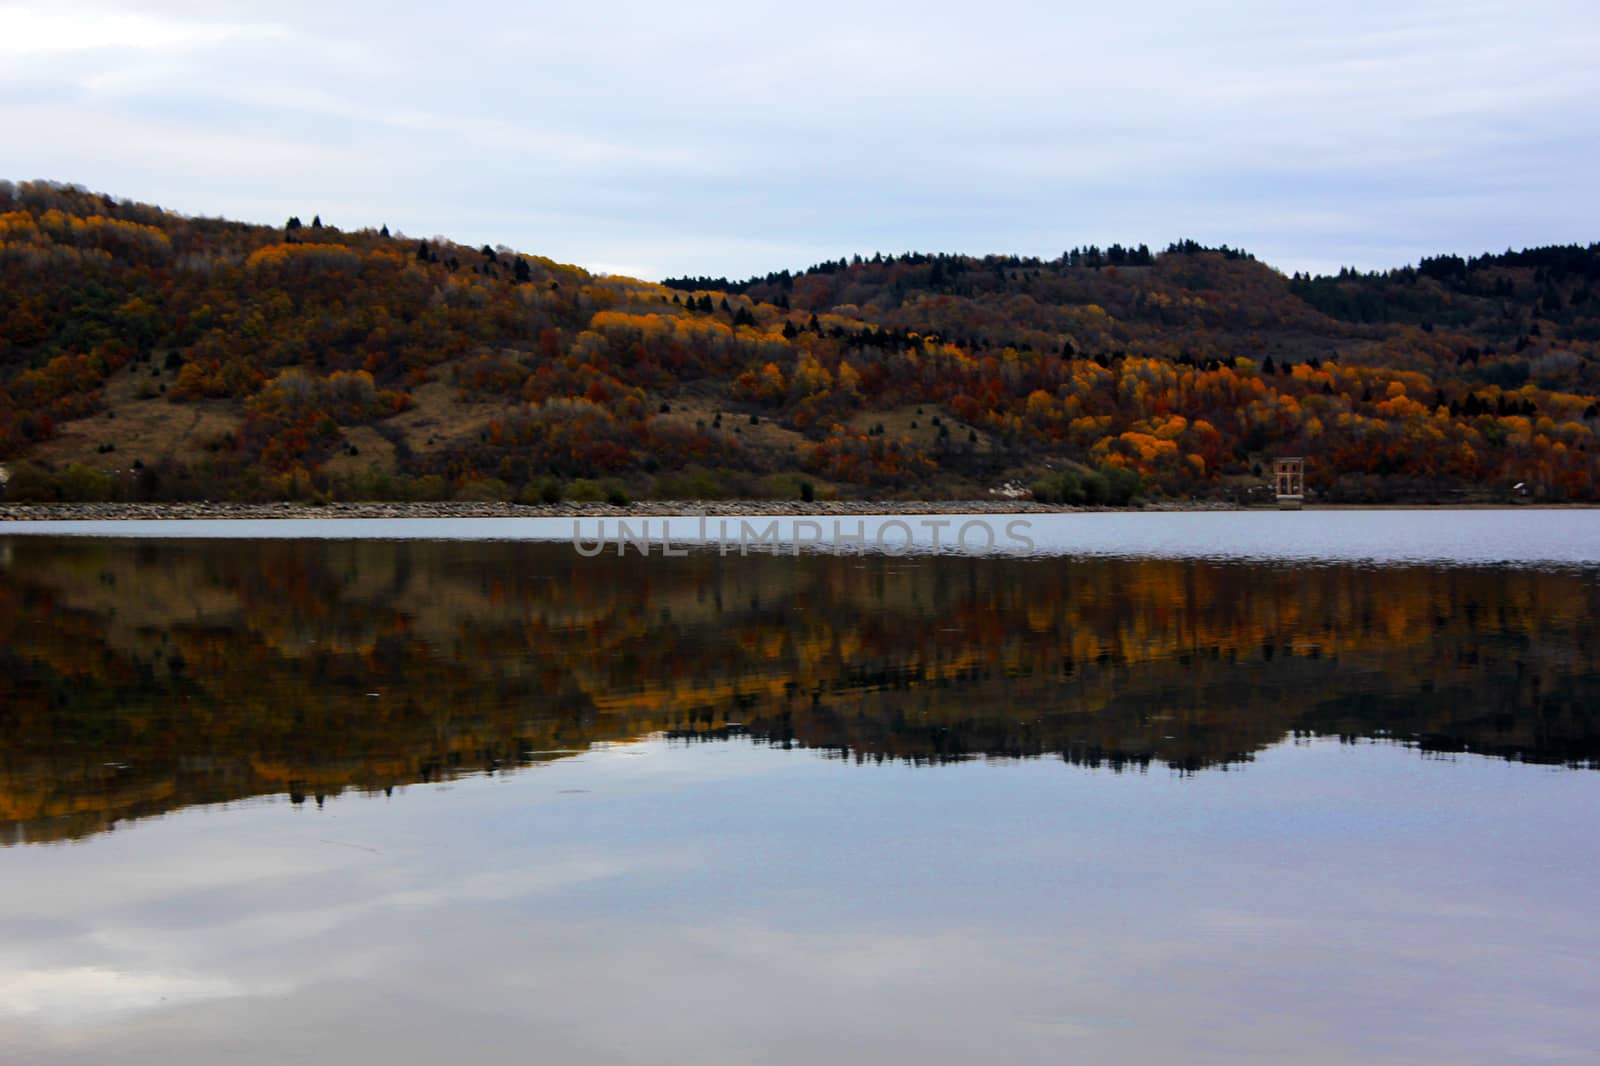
0, 499, 1240, 521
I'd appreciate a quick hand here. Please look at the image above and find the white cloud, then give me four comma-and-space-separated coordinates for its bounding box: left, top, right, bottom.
0, 4, 281, 57
1, 0, 1597, 277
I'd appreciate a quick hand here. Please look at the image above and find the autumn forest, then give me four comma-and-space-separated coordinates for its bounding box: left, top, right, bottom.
2, 180, 1599, 503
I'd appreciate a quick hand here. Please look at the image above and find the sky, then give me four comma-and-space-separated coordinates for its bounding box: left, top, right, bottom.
2, 1, 1597, 281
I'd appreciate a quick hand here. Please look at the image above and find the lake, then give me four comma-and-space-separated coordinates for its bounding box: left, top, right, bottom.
2, 511, 1597, 1064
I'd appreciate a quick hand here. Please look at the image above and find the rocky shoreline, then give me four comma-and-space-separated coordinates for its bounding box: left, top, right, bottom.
0, 499, 1243, 522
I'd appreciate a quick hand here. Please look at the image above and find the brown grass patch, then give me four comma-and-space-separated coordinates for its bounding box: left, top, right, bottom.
32, 363, 243, 472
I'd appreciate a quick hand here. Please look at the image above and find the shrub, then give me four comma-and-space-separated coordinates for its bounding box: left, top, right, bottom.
1099, 464, 1141, 506
518, 477, 563, 505
1031, 470, 1085, 505
651, 465, 734, 500
407, 474, 451, 501
565, 479, 606, 503
456, 477, 510, 502
57, 463, 115, 501
568, 478, 632, 505
1032, 465, 1140, 506
2, 461, 57, 502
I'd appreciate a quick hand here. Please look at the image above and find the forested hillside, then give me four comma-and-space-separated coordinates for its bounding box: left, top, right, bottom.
2, 180, 1597, 503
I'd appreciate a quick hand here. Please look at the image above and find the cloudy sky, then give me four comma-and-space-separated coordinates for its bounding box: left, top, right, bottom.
3, 1, 1597, 280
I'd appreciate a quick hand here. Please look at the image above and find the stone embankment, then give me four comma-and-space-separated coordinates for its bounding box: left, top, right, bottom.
0, 499, 1240, 521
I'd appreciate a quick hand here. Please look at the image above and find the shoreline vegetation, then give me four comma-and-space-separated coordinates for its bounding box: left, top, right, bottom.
1, 500, 1591, 521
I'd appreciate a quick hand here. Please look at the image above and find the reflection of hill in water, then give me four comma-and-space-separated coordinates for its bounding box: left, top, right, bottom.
2, 538, 1597, 843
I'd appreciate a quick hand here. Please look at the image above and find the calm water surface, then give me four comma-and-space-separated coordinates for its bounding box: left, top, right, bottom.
6, 508, 1600, 566
1, 512, 1597, 1064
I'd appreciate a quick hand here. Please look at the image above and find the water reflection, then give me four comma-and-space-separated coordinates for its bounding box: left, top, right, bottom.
2, 537, 1597, 843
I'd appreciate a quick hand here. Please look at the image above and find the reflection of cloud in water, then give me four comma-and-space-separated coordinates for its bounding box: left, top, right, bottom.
0, 966, 252, 1021
0, 740, 1597, 1064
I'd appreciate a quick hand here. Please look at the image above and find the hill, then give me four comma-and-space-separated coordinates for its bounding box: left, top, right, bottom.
2, 180, 1598, 503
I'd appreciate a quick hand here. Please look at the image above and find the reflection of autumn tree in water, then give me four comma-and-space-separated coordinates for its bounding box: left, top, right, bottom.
2, 539, 1597, 843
